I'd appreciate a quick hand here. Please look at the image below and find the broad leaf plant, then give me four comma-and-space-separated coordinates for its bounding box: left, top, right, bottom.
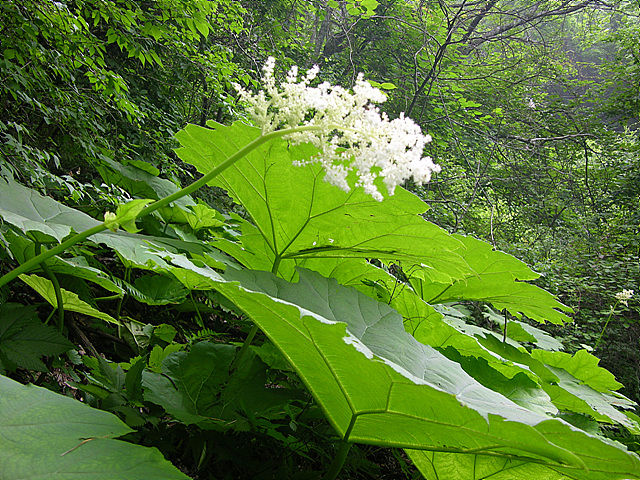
0, 60, 638, 480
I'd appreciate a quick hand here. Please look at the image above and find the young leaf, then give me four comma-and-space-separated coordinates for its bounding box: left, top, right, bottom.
104, 199, 153, 233
19, 274, 119, 324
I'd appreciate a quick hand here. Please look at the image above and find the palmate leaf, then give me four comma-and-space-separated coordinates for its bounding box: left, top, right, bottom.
204, 266, 640, 479
0, 375, 189, 480
142, 341, 299, 431
0, 303, 73, 372
407, 449, 607, 480
474, 334, 639, 430
174, 121, 471, 282
297, 257, 556, 396
532, 349, 623, 392
410, 235, 573, 324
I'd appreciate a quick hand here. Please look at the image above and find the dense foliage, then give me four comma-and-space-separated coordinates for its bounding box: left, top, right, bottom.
1, 1, 639, 479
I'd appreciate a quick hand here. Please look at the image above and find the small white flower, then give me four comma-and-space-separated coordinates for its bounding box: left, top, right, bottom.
615, 289, 634, 306
235, 58, 440, 201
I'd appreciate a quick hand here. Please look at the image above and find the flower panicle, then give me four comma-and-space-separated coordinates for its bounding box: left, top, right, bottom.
615, 289, 634, 306
234, 57, 440, 201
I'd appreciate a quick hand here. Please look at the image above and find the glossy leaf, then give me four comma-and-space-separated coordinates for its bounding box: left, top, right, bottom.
0, 175, 234, 274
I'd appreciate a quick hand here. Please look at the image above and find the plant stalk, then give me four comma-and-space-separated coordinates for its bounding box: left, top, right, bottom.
595, 302, 619, 350
35, 243, 65, 332
230, 254, 284, 370
0, 125, 321, 290
321, 440, 352, 480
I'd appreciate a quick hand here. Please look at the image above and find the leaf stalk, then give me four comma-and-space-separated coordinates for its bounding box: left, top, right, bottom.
0, 125, 321, 290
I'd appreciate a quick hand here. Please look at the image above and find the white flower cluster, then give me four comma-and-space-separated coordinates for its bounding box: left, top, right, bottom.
615, 289, 634, 306
234, 57, 440, 201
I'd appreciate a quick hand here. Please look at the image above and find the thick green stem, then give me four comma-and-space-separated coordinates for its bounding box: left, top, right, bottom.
35, 243, 64, 332
231, 255, 284, 370
0, 124, 321, 290
321, 440, 352, 480
595, 303, 618, 350
0, 224, 108, 288
190, 290, 205, 328
230, 324, 259, 371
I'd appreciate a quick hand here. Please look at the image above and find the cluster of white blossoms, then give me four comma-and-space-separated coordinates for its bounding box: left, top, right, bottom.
234, 57, 440, 201
615, 289, 634, 306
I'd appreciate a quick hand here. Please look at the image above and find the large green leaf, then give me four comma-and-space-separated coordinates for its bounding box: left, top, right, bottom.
297, 257, 553, 390
206, 266, 640, 478
532, 349, 623, 392
406, 447, 638, 480
410, 235, 573, 324
473, 334, 638, 429
0, 375, 189, 480
96, 157, 195, 209
174, 121, 471, 282
0, 175, 102, 244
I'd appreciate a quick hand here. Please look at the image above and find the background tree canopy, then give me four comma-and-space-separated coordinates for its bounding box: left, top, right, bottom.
0, 0, 639, 479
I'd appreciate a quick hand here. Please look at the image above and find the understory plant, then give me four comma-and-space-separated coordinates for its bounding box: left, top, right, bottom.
1, 60, 639, 480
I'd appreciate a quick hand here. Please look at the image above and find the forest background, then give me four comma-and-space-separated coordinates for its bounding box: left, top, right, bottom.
0, 0, 639, 479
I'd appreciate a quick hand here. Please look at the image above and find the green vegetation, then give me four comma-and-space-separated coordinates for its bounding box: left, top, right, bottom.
1, 1, 638, 479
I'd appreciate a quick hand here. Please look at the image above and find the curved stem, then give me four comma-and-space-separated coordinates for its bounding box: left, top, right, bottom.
321, 440, 352, 480
322, 415, 357, 480
0, 124, 322, 290
35, 242, 64, 332
0, 224, 107, 289
231, 254, 284, 371
42, 262, 65, 332
190, 290, 205, 328
114, 267, 130, 322
595, 303, 618, 350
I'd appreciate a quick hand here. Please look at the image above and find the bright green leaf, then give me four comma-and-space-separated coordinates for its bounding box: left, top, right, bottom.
19, 274, 119, 324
